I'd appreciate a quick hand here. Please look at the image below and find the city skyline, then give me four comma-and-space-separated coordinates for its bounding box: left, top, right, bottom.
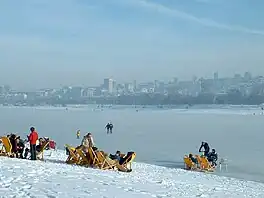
0, 70, 257, 91
0, 0, 263, 89
0, 70, 264, 106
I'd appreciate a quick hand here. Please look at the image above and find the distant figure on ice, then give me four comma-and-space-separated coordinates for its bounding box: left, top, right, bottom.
105, 122, 113, 134
199, 141, 210, 157
76, 130, 81, 139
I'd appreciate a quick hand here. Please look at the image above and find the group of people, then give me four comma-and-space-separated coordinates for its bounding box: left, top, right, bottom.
7, 134, 26, 158
1, 127, 56, 160
105, 122, 113, 134
189, 141, 218, 167
198, 141, 218, 166
109, 150, 133, 165
1, 127, 39, 159
68, 132, 132, 172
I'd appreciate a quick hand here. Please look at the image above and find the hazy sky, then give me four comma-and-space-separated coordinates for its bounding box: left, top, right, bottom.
0, 0, 264, 89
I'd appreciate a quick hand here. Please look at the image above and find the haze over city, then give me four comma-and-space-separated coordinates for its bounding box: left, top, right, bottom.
0, 0, 263, 89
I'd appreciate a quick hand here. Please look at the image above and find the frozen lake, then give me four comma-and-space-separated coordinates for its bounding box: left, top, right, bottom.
0, 105, 263, 183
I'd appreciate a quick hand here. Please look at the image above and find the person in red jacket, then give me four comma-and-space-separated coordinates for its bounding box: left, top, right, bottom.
28, 127, 39, 160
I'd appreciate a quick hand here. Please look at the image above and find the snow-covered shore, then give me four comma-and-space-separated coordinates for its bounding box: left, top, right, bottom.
0, 150, 263, 198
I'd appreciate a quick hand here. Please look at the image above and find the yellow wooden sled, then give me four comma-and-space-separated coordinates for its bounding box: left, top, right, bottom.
65, 145, 136, 172
0, 136, 15, 157
183, 154, 215, 172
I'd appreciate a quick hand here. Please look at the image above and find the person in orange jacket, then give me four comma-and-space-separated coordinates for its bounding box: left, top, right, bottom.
27, 127, 39, 160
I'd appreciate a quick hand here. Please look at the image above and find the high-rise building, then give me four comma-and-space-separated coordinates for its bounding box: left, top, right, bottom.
133, 80, 137, 92
154, 80, 159, 89
103, 78, 114, 93
173, 77, 178, 84
112, 80, 117, 92
192, 75, 198, 83
213, 72, 218, 80
244, 72, 252, 81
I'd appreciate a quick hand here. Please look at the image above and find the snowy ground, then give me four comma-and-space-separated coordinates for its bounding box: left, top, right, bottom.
0, 150, 264, 198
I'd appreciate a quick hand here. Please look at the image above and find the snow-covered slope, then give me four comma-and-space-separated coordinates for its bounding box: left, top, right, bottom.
0, 150, 263, 198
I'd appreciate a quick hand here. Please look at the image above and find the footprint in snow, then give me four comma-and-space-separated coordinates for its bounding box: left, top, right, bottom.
154, 195, 164, 198
124, 187, 135, 192
84, 190, 92, 195
138, 190, 149, 195
18, 181, 28, 185
12, 177, 22, 182
1, 183, 10, 188
196, 194, 208, 197
27, 173, 36, 177
22, 184, 32, 189
47, 194, 57, 198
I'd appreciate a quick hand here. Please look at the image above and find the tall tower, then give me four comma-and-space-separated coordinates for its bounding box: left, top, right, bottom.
244, 72, 252, 81
133, 80, 137, 92
213, 72, 218, 80
103, 78, 114, 93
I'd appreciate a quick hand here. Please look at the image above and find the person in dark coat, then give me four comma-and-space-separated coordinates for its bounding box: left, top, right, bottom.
109, 123, 113, 133
189, 153, 198, 164
105, 122, 110, 134
16, 136, 25, 158
23, 139, 30, 159
199, 141, 210, 158
105, 122, 114, 134
9, 134, 18, 156
208, 149, 218, 166
109, 151, 122, 162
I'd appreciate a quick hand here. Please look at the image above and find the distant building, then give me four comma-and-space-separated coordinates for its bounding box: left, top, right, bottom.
133, 80, 137, 92
124, 83, 134, 93
199, 78, 215, 93
214, 72, 218, 80
67, 86, 83, 99
112, 80, 117, 93
103, 78, 114, 94
234, 74, 242, 79
138, 82, 154, 93
0, 86, 4, 95
244, 72, 252, 81
192, 75, 198, 83
154, 80, 165, 93
0, 85, 11, 95
173, 77, 178, 84
82, 88, 96, 98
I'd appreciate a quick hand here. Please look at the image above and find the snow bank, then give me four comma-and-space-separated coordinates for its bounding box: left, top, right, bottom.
0, 150, 263, 198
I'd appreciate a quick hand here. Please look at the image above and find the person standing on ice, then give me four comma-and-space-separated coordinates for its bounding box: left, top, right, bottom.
76, 130, 81, 139
105, 122, 110, 134
27, 127, 39, 160
198, 141, 210, 158
105, 122, 113, 134
109, 122, 113, 133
